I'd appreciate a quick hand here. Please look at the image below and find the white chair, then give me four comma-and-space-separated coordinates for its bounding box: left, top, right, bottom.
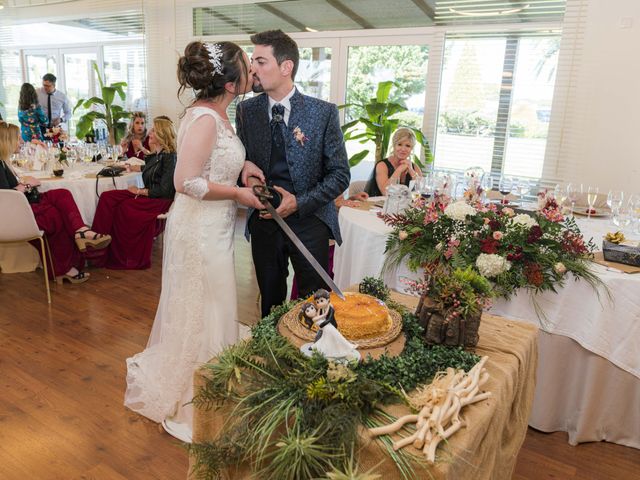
348, 180, 367, 198
0, 190, 53, 303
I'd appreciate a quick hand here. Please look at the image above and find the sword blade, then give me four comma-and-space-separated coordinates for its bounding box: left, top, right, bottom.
262, 202, 346, 300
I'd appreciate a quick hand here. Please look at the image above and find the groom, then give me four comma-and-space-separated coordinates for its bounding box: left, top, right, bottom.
237, 29, 350, 318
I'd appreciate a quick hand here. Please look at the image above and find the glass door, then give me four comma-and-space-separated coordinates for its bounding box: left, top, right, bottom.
24, 50, 58, 85
63, 48, 99, 136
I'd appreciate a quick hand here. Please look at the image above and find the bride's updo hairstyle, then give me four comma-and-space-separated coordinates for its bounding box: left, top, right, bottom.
177, 41, 248, 103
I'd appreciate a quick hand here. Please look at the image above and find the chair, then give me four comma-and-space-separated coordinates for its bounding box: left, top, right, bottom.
0, 190, 53, 303
348, 180, 367, 198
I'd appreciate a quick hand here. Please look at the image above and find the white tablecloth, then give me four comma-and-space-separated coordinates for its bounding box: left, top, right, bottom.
334, 205, 640, 447
29, 165, 143, 225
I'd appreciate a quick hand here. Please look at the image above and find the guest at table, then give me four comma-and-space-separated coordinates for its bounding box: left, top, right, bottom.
36, 73, 71, 130
91, 116, 177, 270
18, 83, 48, 142
364, 127, 422, 197
0, 122, 111, 284
120, 111, 150, 160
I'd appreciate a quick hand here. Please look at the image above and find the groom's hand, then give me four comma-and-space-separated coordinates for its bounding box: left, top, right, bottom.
260, 186, 298, 219
241, 160, 265, 186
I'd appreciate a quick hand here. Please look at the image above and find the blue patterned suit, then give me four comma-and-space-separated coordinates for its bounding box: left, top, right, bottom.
236, 88, 350, 315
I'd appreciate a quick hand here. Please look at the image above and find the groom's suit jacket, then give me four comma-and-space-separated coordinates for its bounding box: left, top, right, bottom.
236, 89, 350, 243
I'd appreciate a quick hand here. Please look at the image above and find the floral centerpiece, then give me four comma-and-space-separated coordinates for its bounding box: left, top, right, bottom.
44, 126, 68, 145
383, 197, 603, 330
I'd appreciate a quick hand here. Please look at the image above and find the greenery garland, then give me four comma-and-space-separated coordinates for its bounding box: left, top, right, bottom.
189, 287, 479, 480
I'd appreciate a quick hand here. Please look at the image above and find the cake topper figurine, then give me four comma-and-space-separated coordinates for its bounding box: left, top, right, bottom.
300, 290, 360, 361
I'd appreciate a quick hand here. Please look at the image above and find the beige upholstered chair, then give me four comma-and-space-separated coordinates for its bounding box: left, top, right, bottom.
348, 180, 367, 198
0, 190, 53, 303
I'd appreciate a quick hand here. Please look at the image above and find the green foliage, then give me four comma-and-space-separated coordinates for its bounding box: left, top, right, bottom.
190, 298, 479, 480
439, 110, 495, 136
358, 277, 390, 301
340, 81, 433, 169
73, 61, 131, 144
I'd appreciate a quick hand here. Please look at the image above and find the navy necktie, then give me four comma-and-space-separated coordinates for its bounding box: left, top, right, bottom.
47, 93, 52, 128
271, 104, 285, 148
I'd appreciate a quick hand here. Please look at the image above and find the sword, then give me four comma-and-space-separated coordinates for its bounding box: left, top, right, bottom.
252, 184, 346, 300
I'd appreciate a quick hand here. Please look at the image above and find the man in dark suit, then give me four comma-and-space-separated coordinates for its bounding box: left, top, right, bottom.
236, 29, 350, 318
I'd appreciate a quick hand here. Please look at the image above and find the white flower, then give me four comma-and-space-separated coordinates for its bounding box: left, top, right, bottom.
554, 262, 567, 275
511, 213, 538, 229
476, 253, 512, 278
444, 201, 476, 222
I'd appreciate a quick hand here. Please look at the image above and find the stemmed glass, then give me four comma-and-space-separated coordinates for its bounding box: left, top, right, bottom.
480, 174, 493, 203
554, 184, 568, 211
628, 194, 640, 234
614, 200, 632, 231
586, 186, 599, 220
516, 178, 530, 205
498, 176, 512, 205
566, 183, 579, 216
607, 190, 624, 225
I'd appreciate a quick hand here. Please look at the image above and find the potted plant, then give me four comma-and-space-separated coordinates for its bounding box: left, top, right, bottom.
73, 62, 131, 145
412, 266, 493, 347
340, 80, 433, 168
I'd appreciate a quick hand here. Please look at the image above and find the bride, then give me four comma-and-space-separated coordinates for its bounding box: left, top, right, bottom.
124, 41, 264, 442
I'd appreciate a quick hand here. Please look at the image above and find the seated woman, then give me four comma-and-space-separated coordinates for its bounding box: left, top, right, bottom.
364, 127, 422, 197
120, 111, 150, 160
0, 122, 111, 284
18, 83, 48, 142
91, 116, 177, 270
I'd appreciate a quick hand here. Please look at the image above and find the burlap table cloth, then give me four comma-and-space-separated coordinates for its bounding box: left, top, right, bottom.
189, 291, 538, 480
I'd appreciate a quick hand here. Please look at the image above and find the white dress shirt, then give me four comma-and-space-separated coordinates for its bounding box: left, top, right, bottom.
267, 86, 296, 126
36, 87, 72, 125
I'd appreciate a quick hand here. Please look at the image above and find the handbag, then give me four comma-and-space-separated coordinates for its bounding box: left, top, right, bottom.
24, 184, 41, 204
95, 166, 126, 198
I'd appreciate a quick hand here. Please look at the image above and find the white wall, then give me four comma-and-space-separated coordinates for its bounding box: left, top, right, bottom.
557, 0, 640, 193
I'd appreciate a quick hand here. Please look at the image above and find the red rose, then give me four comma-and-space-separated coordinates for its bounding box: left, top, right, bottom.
525, 263, 544, 287
480, 238, 499, 254
488, 219, 501, 231
527, 225, 543, 243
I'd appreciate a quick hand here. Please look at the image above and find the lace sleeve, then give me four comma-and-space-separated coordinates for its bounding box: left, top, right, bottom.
174, 110, 218, 200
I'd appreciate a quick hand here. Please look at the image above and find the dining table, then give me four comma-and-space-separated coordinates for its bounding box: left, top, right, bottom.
0, 163, 142, 274
333, 199, 640, 449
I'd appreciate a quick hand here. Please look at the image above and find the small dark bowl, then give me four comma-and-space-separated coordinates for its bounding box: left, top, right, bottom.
53, 169, 64, 177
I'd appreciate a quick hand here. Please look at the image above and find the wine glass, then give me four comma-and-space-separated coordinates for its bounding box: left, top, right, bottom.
586, 186, 599, 220
607, 190, 624, 224
480, 174, 494, 203
628, 194, 640, 234
498, 176, 512, 205
614, 201, 632, 231
516, 178, 530, 205
566, 183, 579, 216
554, 184, 568, 211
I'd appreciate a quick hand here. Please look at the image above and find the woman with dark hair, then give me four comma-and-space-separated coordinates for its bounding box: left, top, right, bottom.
17, 83, 48, 142
124, 41, 264, 443
0, 122, 111, 284
119, 111, 150, 160
91, 116, 178, 269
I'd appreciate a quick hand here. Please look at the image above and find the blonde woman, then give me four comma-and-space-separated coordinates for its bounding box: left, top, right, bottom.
120, 111, 150, 159
0, 122, 110, 283
365, 127, 422, 197
91, 116, 177, 269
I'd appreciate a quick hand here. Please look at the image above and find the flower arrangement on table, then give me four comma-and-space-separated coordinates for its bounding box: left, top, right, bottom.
189, 283, 483, 480
383, 197, 603, 310
44, 126, 68, 145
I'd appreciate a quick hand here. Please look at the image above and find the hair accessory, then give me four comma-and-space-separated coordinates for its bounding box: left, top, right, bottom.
204, 43, 224, 76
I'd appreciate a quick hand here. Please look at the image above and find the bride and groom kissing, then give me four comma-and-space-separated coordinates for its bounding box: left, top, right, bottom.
123, 29, 350, 443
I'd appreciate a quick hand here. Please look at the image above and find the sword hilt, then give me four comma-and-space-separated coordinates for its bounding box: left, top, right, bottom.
252, 184, 282, 209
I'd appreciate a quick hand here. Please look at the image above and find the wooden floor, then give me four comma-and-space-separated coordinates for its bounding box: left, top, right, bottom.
1, 211, 638, 479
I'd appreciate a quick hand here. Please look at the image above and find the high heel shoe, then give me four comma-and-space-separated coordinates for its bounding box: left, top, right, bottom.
56, 271, 90, 285
75, 229, 111, 252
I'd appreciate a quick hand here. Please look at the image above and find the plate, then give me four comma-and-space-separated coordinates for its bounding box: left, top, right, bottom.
571, 207, 610, 217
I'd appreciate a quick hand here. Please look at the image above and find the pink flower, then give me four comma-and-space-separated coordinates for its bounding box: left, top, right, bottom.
398, 230, 408, 240
293, 126, 309, 146
502, 207, 515, 217
492, 231, 504, 240
483, 217, 491, 225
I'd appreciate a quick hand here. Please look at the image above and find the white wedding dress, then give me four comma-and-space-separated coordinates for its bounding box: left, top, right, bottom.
124, 107, 244, 442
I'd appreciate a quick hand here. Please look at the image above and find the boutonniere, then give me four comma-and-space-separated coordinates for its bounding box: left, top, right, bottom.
293, 126, 309, 146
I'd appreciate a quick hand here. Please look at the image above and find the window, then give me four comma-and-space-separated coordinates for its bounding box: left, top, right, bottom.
434, 32, 561, 181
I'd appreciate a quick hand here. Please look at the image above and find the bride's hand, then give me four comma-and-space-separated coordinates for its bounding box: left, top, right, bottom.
235, 186, 264, 209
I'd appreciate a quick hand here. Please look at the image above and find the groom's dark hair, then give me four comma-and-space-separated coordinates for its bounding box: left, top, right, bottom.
250, 29, 299, 81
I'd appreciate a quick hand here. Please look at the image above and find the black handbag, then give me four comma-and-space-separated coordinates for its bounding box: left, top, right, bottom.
95, 166, 126, 198
24, 184, 41, 204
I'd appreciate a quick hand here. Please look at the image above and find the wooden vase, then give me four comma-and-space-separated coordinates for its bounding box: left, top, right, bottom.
414, 295, 481, 348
